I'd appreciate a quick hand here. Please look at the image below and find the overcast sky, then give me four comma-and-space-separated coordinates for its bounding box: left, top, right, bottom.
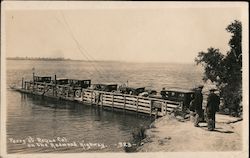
4, 3, 243, 63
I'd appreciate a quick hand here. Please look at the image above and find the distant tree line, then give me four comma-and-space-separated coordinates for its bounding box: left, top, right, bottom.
195, 20, 242, 117
7, 57, 72, 61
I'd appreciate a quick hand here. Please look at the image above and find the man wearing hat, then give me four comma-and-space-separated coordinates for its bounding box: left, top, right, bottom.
206, 88, 220, 131
193, 85, 204, 127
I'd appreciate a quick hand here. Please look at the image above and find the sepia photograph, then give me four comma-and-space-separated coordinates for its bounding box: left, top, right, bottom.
1, 1, 249, 158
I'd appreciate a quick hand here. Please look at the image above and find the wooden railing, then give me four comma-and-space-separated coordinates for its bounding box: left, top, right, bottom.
81, 89, 182, 116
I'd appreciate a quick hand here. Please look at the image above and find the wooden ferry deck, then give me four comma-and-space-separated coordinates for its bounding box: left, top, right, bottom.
12, 79, 183, 117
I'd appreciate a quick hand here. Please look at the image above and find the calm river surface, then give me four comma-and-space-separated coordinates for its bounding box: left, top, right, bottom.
6, 60, 203, 153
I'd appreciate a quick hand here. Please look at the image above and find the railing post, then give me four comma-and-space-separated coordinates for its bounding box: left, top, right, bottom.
101, 93, 103, 108
66, 86, 69, 98
24, 82, 26, 90
52, 85, 54, 96
21, 77, 24, 89
61, 86, 65, 98
43, 83, 46, 95
112, 93, 114, 110
136, 97, 139, 114
79, 89, 83, 102
32, 72, 35, 92
165, 102, 168, 116
32, 82, 35, 93
181, 101, 183, 111
150, 100, 152, 116
181, 101, 185, 119
91, 90, 93, 105
55, 85, 58, 97
54, 74, 57, 97
82, 89, 85, 103
123, 95, 126, 111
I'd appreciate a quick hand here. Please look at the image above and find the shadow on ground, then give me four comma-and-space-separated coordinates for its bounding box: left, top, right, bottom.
212, 129, 234, 134
198, 125, 234, 134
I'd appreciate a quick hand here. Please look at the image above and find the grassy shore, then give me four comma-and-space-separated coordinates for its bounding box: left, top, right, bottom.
137, 114, 242, 152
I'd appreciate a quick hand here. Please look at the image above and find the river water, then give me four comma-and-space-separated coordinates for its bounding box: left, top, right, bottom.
6, 60, 203, 153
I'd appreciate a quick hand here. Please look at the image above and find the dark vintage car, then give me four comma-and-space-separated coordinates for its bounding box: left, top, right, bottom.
93, 84, 118, 92
34, 76, 52, 83
160, 88, 195, 108
56, 78, 91, 88
68, 79, 91, 88
138, 89, 157, 97
56, 78, 69, 85
119, 86, 145, 96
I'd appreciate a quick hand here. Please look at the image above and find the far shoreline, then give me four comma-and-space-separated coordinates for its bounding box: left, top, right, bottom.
6, 57, 194, 65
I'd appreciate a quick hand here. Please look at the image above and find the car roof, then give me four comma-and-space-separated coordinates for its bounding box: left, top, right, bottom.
93, 83, 117, 86
164, 88, 194, 93
57, 78, 68, 80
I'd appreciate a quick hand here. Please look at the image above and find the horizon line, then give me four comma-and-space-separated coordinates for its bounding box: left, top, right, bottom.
6, 56, 195, 64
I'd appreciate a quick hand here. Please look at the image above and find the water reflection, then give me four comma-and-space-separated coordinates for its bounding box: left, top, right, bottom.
8, 92, 152, 153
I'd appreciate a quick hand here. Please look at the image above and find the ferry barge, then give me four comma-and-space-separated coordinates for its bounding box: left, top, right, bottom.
11, 73, 194, 117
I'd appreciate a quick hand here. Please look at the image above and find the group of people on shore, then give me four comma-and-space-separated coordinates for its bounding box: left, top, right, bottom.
190, 85, 220, 131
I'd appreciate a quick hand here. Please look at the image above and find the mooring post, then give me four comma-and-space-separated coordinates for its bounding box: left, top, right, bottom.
54, 74, 57, 84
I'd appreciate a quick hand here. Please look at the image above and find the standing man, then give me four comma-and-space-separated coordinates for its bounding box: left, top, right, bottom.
193, 85, 204, 127
206, 88, 220, 131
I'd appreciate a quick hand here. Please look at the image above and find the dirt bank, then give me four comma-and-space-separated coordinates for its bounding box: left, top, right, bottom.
137, 114, 242, 152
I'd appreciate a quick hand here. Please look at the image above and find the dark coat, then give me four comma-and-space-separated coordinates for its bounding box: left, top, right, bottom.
206, 93, 220, 114
193, 90, 203, 111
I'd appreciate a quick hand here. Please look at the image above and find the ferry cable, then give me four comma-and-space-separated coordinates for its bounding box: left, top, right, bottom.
56, 11, 105, 79
59, 11, 117, 83
56, 11, 127, 86
58, 11, 107, 81
54, 14, 94, 77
